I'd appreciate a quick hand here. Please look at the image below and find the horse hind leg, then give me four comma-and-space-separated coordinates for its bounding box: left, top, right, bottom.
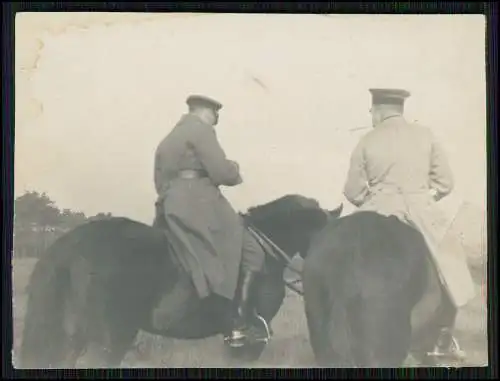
59, 334, 88, 368
59, 308, 92, 368
104, 324, 139, 367
75, 326, 138, 368
356, 294, 413, 368
383, 308, 413, 367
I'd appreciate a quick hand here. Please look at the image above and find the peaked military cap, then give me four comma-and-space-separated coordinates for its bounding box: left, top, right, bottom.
186, 94, 223, 111
369, 88, 411, 106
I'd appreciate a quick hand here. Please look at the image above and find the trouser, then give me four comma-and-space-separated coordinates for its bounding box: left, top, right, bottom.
240, 228, 266, 273
151, 272, 199, 331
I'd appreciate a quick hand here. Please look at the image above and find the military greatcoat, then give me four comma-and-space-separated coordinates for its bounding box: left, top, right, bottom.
154, 113, 244, 300
343, 115, 476, 308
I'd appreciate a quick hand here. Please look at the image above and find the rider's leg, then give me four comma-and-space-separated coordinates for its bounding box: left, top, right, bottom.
230, 230, 266, 341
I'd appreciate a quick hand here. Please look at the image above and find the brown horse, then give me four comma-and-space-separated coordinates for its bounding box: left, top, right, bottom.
19, 194, 342, 368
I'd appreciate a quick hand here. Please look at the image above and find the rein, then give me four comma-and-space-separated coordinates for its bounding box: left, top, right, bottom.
240, 213, 304, 296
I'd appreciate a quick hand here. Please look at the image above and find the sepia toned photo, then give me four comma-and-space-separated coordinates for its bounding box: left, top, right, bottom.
13, 12, 487, 368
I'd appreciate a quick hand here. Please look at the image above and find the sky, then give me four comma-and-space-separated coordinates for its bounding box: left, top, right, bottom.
15, 13, 487, 224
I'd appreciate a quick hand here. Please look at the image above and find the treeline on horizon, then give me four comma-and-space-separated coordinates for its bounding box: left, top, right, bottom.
13, 190, 114, 258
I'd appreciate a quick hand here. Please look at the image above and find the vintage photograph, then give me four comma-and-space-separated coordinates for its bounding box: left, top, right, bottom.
13, 12, 487, 368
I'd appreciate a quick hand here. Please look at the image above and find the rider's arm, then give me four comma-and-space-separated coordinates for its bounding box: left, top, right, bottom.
428, 133, 454, 202
343, 139, 369, 207
188, 122, 242, 187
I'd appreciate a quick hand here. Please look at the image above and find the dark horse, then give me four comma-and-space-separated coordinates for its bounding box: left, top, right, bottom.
302, 211, 454, 367
19, 194, 342, 368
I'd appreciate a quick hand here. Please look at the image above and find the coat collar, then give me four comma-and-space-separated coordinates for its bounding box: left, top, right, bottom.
180, 113, 212, 127
182, 112, 203, 123
378, 114, 406, 127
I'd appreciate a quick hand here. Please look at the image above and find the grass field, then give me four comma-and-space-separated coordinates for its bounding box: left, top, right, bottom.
12, 253, 488, 368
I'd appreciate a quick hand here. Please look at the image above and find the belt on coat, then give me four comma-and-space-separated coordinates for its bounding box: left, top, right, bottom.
177, 169, 209, 179
370, 186, 431, 196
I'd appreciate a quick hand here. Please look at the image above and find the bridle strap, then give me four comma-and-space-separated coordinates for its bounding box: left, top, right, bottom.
241, 214, 304, 296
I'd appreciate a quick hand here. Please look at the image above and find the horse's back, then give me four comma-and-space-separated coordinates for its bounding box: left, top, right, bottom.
42, 218, 171, 269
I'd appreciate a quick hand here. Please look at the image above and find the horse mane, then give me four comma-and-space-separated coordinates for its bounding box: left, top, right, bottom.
245, 194, 323, 220
243, 194, 332, 237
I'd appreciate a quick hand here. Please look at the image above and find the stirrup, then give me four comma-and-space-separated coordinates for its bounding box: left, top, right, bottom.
224, 314, 271, 347
254, 314, 271, 343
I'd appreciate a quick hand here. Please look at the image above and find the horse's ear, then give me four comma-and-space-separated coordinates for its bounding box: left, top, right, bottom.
329, 204, 343, 219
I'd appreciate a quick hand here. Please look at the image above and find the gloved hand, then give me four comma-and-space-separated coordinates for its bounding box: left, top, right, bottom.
230, 160, 240, 171
429, 189, 443, 202
229, 161, 243, 184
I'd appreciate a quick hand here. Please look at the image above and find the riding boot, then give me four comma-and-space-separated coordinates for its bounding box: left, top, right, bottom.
233, 270, 257, 331
425, 282, 467, 362
430, 327, 467, 362
428, 299, 466, 362
228, 269, 264, 344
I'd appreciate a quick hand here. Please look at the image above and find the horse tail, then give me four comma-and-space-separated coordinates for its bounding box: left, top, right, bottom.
19, 246, 73, 368
303, 259, 331, 365
324, 251, 360, 367
304, 223, 361, 367
303, 248, 357, 367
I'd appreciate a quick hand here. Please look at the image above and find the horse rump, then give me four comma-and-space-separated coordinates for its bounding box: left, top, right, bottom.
18, 217, 169, 368
302, 212, 429, 367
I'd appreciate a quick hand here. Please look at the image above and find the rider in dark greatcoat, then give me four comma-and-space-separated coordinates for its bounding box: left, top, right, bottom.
152, 94, 267, 344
